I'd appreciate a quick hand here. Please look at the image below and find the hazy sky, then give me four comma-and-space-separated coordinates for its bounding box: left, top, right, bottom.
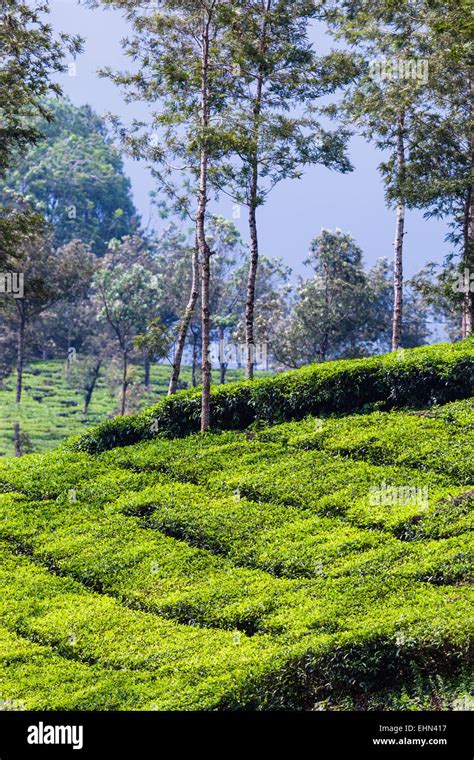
49, 0, 450, 280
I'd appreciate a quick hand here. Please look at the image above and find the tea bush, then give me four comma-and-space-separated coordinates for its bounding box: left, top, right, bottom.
70, 339, 474, 454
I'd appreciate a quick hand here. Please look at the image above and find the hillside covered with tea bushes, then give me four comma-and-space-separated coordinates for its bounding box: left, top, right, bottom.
70, 339, 474, 453
0, 361, 257, 457
0, 341, 472, 710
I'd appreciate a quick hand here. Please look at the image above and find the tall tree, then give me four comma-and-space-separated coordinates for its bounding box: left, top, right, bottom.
213, 0, 353, 377
100, 0, 236, 430
272, 230, 387, 366
396, 1, 473, 336
0, 1, 79, 270
326, 0, 433, 351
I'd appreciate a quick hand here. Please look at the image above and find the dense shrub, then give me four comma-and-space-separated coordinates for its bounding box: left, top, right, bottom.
69, 339, 474, 454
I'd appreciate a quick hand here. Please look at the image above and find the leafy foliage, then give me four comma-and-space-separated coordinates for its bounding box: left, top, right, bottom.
0, 349, 472, 709
0, 360, 262, 456
70, 338, 474, 453
0, 1, 80, 176
1, 98, 140, 255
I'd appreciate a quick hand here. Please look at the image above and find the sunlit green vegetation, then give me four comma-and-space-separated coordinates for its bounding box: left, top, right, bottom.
0, 343, 472, 710
0, 360, 258, 457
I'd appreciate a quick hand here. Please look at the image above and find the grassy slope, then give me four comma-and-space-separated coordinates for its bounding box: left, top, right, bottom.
0, 343, 472, 711
0, 360, 254, 457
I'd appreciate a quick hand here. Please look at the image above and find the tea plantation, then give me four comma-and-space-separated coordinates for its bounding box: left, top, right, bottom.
0, 360, 255, 457
0, 340, 472, 710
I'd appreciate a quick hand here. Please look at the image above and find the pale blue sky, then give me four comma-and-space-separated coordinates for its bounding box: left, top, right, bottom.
49, 0, 450, 280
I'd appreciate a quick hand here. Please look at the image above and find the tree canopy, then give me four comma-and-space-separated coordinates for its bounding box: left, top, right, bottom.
1, 98, 140, 255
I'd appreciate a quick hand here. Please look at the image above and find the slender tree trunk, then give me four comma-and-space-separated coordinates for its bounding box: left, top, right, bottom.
200, 228, 212, 431
15, 309, 26, 404
391, 111, 406, 352
120, 351, 128, 416
168, 238, 200, 395
466, 188, 474, 337
83, 361, 101, 416
461, 80, 474, 338
246, 181, 259, 380
197, 9, 212, 432
391, 201, 406, 351
245, 2, 270, 379
461, 190, 473, 338
144, 355, 151, 390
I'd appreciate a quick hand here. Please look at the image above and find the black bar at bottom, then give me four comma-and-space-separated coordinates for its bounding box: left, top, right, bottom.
0, 711, 471, 758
